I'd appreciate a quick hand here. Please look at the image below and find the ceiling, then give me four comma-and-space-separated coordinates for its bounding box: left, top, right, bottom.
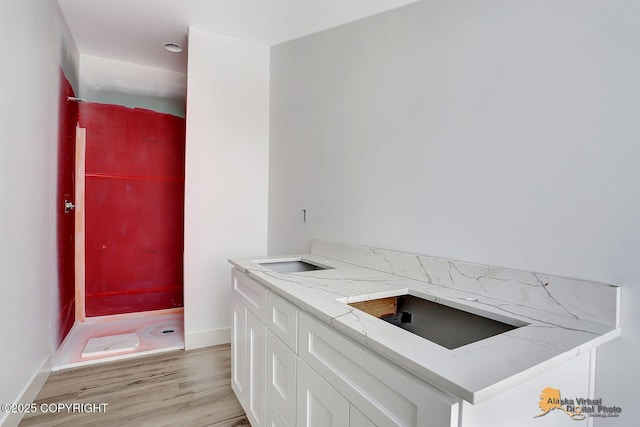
57, 0, 421, 74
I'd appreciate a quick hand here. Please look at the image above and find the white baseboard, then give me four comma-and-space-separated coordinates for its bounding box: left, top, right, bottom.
1, 355, 50, 427
184, 327, 230, 350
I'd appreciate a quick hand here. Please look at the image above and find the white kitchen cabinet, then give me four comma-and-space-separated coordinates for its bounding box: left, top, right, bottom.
233, 268, 461, 427
232, 294, 267, 427
230, 253, 610, 427
297, 358, 350, 427
232, 270, 295, 427
266, 329, 297, 427
231, 269, 268, 426
298, 312, 459, 427
231, 296, 248, 409
247, 310, 267, 426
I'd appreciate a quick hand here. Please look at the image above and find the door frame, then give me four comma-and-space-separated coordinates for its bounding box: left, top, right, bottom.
74, 126, 86, 322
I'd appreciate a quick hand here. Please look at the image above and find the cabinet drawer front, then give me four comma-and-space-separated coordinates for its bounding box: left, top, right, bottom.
299, 313, 459, 427
232, 269, 267, 321
267, 291, 299, 352
266, 331, 297, 427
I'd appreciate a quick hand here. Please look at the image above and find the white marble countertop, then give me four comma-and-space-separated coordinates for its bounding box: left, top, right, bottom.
229, 253, 620, 404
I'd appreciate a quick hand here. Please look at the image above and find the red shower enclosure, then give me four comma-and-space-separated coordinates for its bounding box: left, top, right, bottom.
78, 103, 185, 317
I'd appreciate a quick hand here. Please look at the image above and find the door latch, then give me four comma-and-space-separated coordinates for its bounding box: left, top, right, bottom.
64, 200, 75, 213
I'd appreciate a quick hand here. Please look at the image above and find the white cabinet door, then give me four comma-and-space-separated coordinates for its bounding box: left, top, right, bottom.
231, 296, 248, 409
247, 310, 267, 427
297, 359, 349, 427
266, 330, 297, 427
231, 269, 270, 426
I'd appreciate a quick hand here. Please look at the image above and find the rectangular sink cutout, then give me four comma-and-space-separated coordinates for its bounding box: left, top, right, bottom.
257, 259, 333, 274
349, 295, 521, 350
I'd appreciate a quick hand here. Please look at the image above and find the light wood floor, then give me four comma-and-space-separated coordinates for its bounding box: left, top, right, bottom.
20, 344, 249, 427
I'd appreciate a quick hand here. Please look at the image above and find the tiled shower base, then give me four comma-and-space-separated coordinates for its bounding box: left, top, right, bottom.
52, 311, 184, 371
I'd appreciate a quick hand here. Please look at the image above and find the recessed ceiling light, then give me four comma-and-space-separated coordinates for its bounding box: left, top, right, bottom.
164, 42, 183, 53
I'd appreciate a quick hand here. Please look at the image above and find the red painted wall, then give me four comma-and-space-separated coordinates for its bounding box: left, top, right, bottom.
56, 70, 77, 346
79, 103, 185, 316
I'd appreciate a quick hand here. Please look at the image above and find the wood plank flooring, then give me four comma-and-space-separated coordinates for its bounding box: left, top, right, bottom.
20, 344, 249, 427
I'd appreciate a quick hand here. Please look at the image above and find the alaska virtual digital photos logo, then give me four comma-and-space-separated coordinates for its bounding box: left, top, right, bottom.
535, 387, 621, 420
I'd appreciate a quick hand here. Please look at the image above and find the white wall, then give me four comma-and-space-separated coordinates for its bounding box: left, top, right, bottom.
78, 54, 187, 117
0, 1, 79, 425
184, 27, 269, 349
268, 1, 639, 425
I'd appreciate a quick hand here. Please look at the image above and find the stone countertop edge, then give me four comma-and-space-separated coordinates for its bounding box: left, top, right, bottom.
228, 255, 621, 404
